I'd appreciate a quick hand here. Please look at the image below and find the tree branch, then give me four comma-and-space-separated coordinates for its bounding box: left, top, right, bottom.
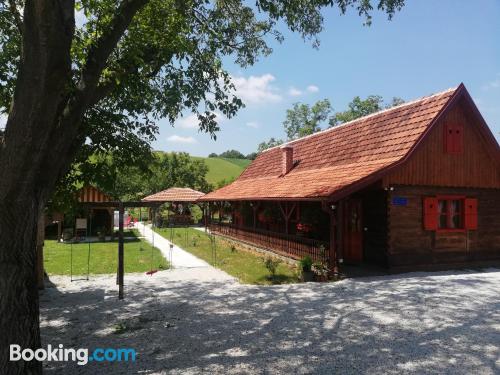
78, 0, 149, 98
7, 0, 23, 35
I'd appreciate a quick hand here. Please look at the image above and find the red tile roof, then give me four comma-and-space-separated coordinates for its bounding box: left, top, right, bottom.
200, 86, 460, 201
142, 187, 205, 202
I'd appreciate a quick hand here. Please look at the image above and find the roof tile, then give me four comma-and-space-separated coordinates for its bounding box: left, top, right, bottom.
201, 87, 458, 201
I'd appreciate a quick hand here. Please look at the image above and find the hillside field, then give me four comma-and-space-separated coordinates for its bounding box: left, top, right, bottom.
191, 156, 251, 185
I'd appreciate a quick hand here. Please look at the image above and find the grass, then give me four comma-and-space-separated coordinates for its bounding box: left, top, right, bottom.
43, 230, 168, 275
190, 156, 251, 185
155, 227, 299, 285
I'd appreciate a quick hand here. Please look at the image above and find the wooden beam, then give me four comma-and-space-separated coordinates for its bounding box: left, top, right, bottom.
321, 201, 339, 275
118, 202, 124, 299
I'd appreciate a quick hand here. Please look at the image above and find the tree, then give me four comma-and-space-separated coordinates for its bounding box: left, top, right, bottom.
208, 152, 218, 158
0, 0, 404, 372
246, 152, 257, 160
329, 95, 405, 126
257, 137, 284, 153
387, 96, 405, 108
283, 99, 331, 140
218, 149, 246, 159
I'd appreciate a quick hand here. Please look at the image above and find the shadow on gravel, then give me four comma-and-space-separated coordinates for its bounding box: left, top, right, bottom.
40, 269, 500, 374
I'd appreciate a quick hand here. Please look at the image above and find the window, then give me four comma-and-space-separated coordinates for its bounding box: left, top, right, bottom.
438, 198, 463, 229
444, 123, 464, 154
423, 196, 477, 231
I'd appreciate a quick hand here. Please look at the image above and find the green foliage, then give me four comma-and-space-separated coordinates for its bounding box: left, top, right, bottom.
246, 152, 257, 160
329, 95, 405, 126
299, 256, 313, 272
79, 151, 211, 201
283, 99, 331, 140
208, 153, 218, 158
257, 137, 284, 153
263, 256, 282, 279
217, 149, 246, 159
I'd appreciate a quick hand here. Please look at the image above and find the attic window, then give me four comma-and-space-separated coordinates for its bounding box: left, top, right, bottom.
444, 123, 463, 154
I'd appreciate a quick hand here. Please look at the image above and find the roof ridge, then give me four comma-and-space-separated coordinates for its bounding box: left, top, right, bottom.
261, 86, 459, 153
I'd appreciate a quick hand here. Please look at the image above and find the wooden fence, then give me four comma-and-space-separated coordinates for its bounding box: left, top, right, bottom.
209, 222, 328, 262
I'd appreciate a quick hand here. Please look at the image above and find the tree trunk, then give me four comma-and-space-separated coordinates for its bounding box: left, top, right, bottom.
0, 200, 42, 374
0, 1, 76, 373
0, 0, 147, 372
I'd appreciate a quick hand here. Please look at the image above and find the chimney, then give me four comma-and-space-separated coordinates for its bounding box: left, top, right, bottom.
281, 145, 293, 175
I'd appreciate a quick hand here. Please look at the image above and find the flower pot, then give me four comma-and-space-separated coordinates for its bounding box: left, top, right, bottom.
302, 270, 314, 282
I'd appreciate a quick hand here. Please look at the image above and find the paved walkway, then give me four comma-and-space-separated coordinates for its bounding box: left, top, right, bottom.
135, 222, 209, 269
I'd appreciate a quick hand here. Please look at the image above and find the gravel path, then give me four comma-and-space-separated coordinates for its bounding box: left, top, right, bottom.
40, 268, 500, 374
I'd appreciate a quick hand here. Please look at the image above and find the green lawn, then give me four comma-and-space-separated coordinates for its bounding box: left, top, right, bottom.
190, 157, 250, 185
44, 230, 168, 275
155, 227, 299, 285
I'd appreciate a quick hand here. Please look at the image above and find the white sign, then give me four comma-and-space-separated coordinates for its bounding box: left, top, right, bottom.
76, 218, 87, 230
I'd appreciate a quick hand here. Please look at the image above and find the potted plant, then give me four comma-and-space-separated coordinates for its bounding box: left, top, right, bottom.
299, 255, 314, 282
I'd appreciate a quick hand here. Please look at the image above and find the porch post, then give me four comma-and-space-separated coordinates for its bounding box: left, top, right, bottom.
329, 209, 338, 275
337, 199, 344, 263
118, 202, 124, 299
322, 201, 338, 276
252, 202, 257, 229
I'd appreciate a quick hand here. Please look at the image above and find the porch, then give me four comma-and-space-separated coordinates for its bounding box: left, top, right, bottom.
205, 187, 389, 272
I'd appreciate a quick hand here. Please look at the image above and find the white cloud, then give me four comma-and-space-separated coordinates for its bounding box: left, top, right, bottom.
246, 121, 260, 128
167, 135, 197, 144
177, 114, 199, 129
288, 87, 302, 97
176, 112, 223, 129
231, 74, 282, 104
307, 85, 319, 93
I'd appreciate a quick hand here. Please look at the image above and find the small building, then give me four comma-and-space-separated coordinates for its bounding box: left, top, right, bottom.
200, 84, 500, 272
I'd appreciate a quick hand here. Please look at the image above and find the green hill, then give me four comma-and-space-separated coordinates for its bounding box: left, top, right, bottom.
191, 156, 251, 185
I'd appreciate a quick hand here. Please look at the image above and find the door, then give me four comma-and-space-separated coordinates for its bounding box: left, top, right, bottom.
343, 199, 363, 263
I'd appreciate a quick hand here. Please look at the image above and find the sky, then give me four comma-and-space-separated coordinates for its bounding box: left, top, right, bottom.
155, 0, 500, 157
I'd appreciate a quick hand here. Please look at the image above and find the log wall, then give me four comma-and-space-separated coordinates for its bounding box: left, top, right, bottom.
387, 186, 500, 269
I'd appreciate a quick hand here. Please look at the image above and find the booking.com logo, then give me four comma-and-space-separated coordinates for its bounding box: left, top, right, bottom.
10, 344, 136, 366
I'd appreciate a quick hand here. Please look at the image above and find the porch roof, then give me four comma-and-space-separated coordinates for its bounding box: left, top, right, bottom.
142, 187, 205, 203
200, 86, 460, 202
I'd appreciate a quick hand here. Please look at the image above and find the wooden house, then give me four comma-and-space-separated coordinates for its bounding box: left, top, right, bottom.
200, 84, 500, 272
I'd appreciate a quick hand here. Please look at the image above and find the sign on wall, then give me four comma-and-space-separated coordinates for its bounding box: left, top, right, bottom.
392, 197, 408, 206
76, 218, 87, 229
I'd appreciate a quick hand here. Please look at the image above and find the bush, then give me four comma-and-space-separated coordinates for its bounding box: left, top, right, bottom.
264, 256, 281, 279
299, 256, 313, 272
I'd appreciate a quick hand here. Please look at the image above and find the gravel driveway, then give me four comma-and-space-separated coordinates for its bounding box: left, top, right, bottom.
40, 268, 500, 374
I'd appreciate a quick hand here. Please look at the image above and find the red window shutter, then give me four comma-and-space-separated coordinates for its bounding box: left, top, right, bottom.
464, 198, 478, 230
423, 197, 438, 230
444, 123, 453, 153
453, 123, 464, 153
444, 123, 464, 154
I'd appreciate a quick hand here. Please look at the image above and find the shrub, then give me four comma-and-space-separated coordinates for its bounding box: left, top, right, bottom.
264, 256, 281, 279
299, 256, 313, 272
